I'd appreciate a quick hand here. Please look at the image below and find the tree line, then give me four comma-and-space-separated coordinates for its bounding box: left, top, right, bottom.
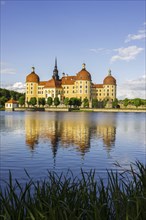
0, 88, 25, 107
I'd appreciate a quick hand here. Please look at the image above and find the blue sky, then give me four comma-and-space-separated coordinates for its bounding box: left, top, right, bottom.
1, 0, 145, 99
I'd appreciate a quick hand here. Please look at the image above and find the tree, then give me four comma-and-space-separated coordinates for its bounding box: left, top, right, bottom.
92, 98, 98, 108
0, 96, 7, 107
83, 98, 89, 108
133, 98, 142, 108
47, 97, 53, 106
19, 96, 25, 107
64, 97, 70, 106
69, 98, 82, 108
29, 97, 37, 106
41, 98, 46, 106
54, 97, 60, 107
38, 98, 46, 107
123, 98, 129, 108
76, 98, 82, 107
112, 98, 118, 108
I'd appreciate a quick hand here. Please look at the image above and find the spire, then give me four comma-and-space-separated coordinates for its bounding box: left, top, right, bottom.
53, 57, 59, 80
55, 57, 57, 68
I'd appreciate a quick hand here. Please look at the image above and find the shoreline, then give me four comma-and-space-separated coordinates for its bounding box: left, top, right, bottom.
3, 107, 146, 113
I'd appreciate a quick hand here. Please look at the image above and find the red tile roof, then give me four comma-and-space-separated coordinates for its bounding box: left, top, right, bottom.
44, 78, 62, 88
61, 76, 76, 85
94, 84, 104, 88
6, 99, 18, 104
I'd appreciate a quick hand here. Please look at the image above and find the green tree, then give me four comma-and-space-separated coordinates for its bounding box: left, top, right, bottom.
41, 98, 46, 106
54, 97, 60, 107
123, 98, 129, 108
0, 96, 7, 106
69, 98, 81, 107
47, 97, 53, 106
64, 97, 70, 106
133, 98, 142, 108
29, 97, 37, 106
83, 98, 89, 108
76, 98, 82, 107
38, 98, 46, 107
92, 98, 98, 108
19, 96, 25, 107
112, 98, 118, 108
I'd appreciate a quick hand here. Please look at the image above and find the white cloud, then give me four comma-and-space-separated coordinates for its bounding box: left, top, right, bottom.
117, 75, 146, 99
1, 82, 26, 93
125, 29, 146, 43
0, 62, 17, 75
90, 48, 111, 54
110, 46, 144, 63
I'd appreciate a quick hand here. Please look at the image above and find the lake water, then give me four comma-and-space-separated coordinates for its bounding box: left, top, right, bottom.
0, 111, 145, 187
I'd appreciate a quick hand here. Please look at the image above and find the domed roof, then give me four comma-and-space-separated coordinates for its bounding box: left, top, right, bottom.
76, 63, 91, 81
26, 67, 40, 83
103, 69, 116, 85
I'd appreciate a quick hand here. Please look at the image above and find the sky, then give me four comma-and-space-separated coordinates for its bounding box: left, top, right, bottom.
0, 0, 146, 99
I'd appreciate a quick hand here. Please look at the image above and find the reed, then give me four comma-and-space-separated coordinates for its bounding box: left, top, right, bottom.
0, 161, 146, 220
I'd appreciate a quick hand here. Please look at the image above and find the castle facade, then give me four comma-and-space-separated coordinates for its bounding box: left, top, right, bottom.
25, 59, 117, 105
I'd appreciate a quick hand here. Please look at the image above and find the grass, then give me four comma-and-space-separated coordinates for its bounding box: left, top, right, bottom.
0, 161, 146, 220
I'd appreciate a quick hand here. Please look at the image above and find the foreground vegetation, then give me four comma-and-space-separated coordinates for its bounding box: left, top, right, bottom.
0, 161, 146, 220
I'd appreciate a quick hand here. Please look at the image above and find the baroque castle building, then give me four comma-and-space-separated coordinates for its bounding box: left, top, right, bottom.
25, 59, 116, 106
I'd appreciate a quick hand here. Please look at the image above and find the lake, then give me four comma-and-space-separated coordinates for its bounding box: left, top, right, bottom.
0, 111, 145, 187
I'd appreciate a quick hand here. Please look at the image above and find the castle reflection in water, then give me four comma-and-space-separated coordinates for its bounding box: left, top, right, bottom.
25, 112, 116, 157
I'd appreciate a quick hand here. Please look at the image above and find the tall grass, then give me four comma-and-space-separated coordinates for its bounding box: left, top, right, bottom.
0, 161, 146, 220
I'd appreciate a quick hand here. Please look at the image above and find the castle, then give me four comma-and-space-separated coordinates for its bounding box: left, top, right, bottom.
25, 59, 116, 106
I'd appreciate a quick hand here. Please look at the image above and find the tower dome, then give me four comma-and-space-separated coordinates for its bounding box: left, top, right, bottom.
103, 69, 116, 85
76, 63, 91, 81
26, 67, 40, 83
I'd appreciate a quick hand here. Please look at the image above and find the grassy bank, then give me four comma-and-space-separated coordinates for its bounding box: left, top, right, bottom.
0, 161, 146, 220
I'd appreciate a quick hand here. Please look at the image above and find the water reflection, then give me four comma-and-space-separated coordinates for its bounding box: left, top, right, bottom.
25, 112, 116, 156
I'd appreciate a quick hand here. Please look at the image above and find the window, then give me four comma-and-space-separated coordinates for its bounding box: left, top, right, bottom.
80, 90, 82, 93
85, 90, 87, 93
80, 85, 82, 88
85, 86, 87, 88
107, 93, 109, 96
